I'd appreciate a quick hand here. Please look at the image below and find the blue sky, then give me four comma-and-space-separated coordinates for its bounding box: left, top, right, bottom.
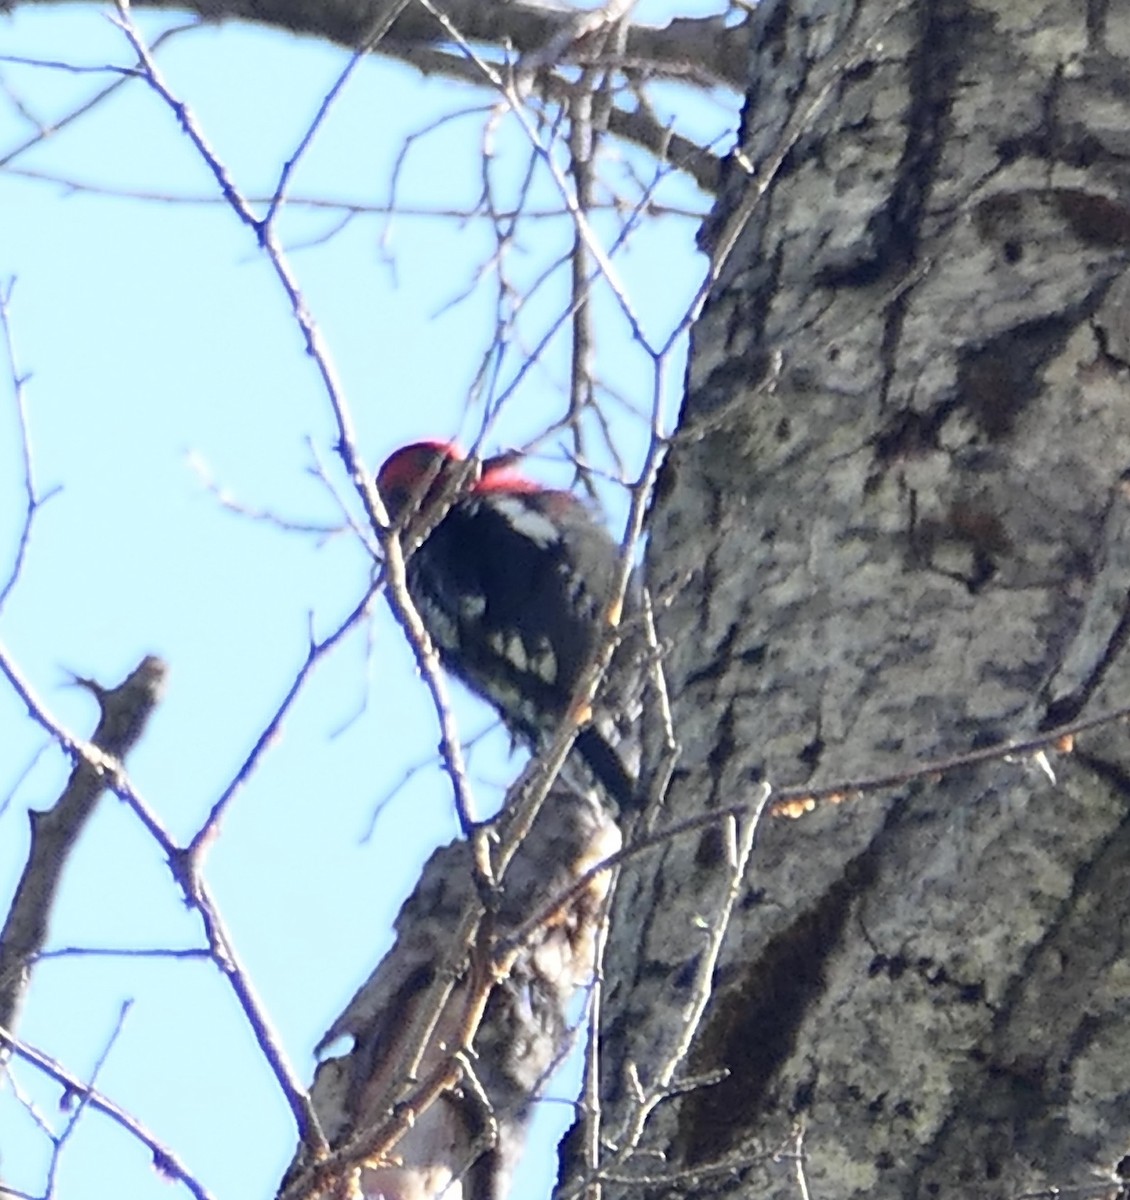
0, 5, 735, 1196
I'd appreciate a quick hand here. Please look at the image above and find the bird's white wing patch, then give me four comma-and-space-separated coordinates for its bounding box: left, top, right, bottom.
485, 630, 559, 684
488, 630, 528, 673
490, 496, 561, 548
458, 593, 487, 619
528, 641, 558, 683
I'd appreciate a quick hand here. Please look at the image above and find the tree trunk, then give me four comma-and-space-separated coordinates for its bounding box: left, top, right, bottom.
595, 1, 1130, 1197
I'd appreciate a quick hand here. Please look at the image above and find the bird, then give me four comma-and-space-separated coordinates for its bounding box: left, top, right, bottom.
376, 440, 639, 811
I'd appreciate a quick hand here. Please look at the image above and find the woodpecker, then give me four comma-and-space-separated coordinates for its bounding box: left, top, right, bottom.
377, 440, 639, 810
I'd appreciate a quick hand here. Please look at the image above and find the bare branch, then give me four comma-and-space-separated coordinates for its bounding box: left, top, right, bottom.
379, 40, 726, 191
187, 451, 345, 538
279, 787, 621, 1200
0, 654, 168, 1034
0, 1022, 217, 1200
0, 23, 196, 169
81, 0, 749, 91
1, 166, 706, 217
43, 1001, 133, 1194
563, 795, 768, 1196
35, 945, 211, 961
0, 643, 328, 1157
263, 0, 413, 229
0, 281, 60, 612
114, 1, 486, 842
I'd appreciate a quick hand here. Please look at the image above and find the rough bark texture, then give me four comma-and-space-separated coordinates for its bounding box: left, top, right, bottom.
282, 787, 620, 1200
596, 1, 1130, 1198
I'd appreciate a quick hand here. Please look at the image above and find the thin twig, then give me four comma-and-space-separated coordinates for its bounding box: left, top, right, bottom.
0, 643, 328, 1158
360, 719, 498, 841
0, 23, 195, 169
44, 1001, 133, 1193
115, 0, 483, 840
187, 451, 344, 538
35, 945, 211, 962
575, 794, 768, 1196
263, 0, 412, 230
766, 703, 1124, 817
188, 582, 380, 854
413, 0, 649, 349
0, 280, 60, 611
0, 1022, 216, 1200
3, 165, 706, 218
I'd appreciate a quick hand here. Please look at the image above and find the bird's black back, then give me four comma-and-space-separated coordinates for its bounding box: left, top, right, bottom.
407, 488, 619, 743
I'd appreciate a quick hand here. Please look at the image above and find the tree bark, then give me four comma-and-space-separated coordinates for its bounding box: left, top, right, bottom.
595, 0, 1130, 1197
